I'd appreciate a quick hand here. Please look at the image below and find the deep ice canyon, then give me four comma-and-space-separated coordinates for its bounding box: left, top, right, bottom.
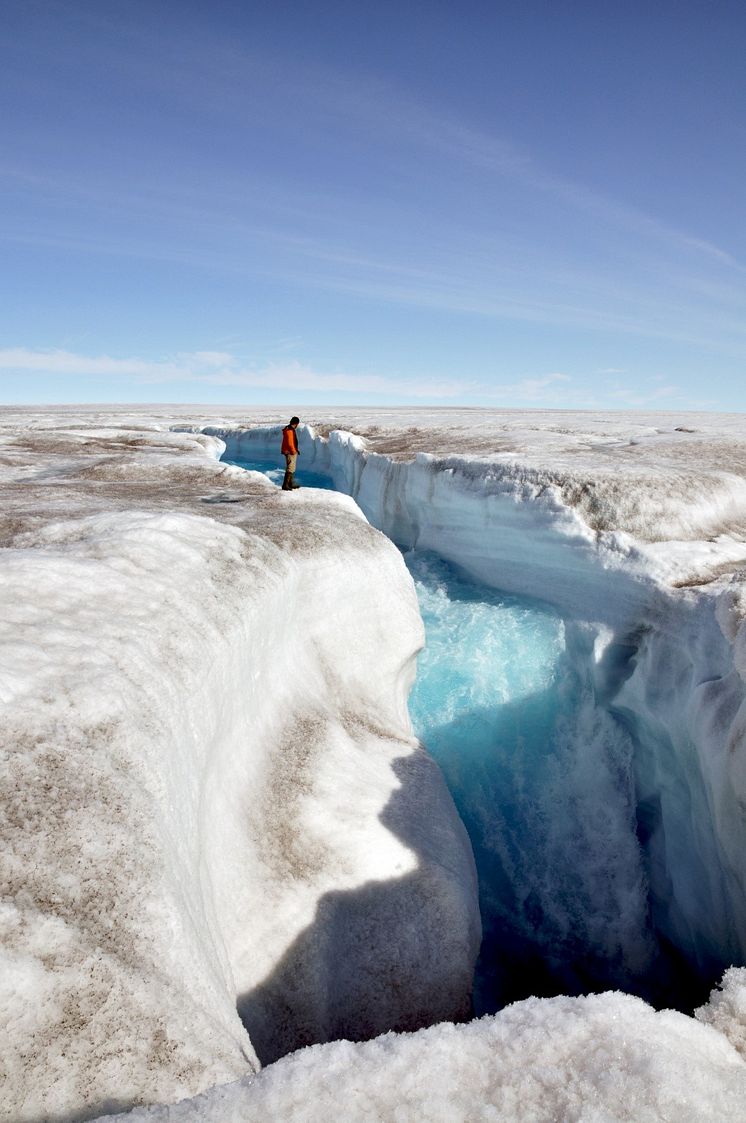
217, 423, 746, 1015
3, 407, 746, 1122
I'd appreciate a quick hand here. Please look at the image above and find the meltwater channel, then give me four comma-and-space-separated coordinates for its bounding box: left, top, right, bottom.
224, 451, 686, 1016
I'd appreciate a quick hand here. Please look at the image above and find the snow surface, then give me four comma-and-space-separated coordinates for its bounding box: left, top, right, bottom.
105, 991, 746, 1123
2, 405, 746, 1122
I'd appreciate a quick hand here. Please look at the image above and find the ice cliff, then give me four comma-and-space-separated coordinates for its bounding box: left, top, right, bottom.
0, 421, 478, 1121
3, 406, 746, 1122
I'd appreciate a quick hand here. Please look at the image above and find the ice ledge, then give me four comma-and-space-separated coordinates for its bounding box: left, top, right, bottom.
0, 426, 479, 1120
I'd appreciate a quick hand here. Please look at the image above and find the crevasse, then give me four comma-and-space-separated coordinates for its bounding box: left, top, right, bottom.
213, 422, 746, 1015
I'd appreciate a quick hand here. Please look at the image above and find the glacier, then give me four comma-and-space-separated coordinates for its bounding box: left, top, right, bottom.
2, 405, 746, 1122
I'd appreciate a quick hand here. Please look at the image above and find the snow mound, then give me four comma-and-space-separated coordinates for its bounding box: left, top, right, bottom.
696, 967, 746, 1059
102, 992, 746, 1123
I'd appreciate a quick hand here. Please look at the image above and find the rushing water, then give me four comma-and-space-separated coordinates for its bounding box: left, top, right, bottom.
224, 453, 681, 1013
404, 551, 659, 1013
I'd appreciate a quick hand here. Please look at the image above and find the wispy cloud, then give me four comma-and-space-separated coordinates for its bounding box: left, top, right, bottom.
285, 268, 746, 353
3, 82, 745, 356
200, 51, 743, 271
0, 348, 473, 400
197, 360, 473, 399
3, 211, 744, 354
606, 382, 679, 408
5, 28, 742, 288
5, 346, 732, 410
0, 347, 186, 379
484, 373, 571, 402
136, 33, 736, 271
602, 369, 709, 409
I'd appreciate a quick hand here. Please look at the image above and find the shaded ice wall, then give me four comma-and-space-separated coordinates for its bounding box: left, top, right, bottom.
614, 591, 746, 987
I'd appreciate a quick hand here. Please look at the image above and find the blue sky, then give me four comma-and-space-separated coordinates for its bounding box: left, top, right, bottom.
1, 0, 745, 409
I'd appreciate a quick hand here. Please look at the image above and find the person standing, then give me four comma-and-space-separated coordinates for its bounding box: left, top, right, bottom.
281, 416, 301, 490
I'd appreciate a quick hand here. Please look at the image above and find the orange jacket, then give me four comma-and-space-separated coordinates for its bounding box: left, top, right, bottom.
281, 425, 299, 455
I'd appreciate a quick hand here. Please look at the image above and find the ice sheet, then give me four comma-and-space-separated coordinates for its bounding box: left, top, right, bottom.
3, 405, 746, 1122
